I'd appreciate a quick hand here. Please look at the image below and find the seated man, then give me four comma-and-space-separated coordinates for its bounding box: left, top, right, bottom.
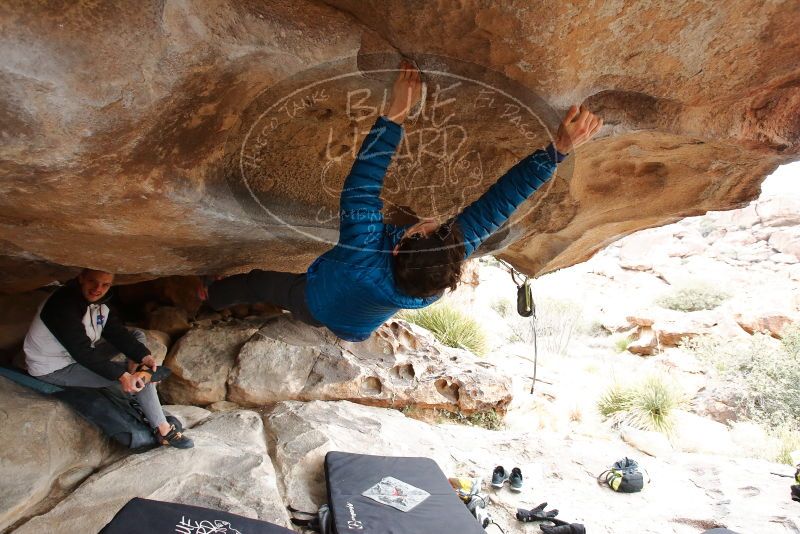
24, 268, 193, 449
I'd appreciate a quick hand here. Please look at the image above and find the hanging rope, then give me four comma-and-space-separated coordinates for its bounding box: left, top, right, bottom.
494, 258, 539, 394
529, 306, 538, 395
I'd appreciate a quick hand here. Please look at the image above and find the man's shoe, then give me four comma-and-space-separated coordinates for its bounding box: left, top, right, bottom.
509, 467, 524, 492
491, 466, 508, 488
158, 424, 194, 449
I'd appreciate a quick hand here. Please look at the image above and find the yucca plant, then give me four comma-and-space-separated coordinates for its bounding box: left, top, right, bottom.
598, 375, 685, 435
401, 304, 488, 356
624, 375, 683, 434
614, 336, 632, 353
597, 382, 634, 418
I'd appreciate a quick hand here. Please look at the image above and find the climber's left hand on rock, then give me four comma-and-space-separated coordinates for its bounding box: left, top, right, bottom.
386, 60, 423, 125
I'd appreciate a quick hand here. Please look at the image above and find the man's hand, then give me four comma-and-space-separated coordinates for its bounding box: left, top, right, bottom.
554, 105, 603, 154
140, 354, 158, 371
385, 60, 423, 124
127, 354, 157, 374
119, 372, 145, 394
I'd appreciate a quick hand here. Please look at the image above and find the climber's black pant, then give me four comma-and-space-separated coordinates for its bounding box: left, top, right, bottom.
207, 270, 323, 326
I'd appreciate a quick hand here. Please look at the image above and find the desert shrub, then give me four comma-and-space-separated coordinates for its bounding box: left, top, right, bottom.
657, 284, 730, 312
479, 256, 502, 268
614, 336, 632, 353
698, 219, 715, 238
771, 423, 800, 465
580, 320, 609, 337
491, 297, 513, 318
731, 420, 800, 466
598, 383, 635, 418
781, 324, 800, 358
404, 407, 504, 430
583, 362, 600, 375
402, 304, 488, 356
506, 297, 582, 356
506, 317, 528, 344
462, 409, 504, 430
681, 327, 800, 427
627, 376, 685, 434
568, 406, 583, 423
597, 375, 685, 435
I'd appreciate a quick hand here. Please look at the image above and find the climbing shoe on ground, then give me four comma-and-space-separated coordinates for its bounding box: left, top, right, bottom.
158, 424, 194, 449
491, 466, 508, 488
509, 467, 524, 492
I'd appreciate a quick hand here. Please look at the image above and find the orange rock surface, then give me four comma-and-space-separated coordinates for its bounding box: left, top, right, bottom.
1, 1, 798, 291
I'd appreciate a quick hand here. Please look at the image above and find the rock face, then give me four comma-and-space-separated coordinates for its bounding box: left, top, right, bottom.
0, 377, 112, 532
734, 309, 795, 338
145, 307, 192, 340
625, 308, 751, 354
1, 2, 798, 291
162, 316, 512, 414
159, 319, 264, 405
620, 425, 673, 458
0, 369, 212, 532
671, 410, 737, 456
13, 410, 291, 534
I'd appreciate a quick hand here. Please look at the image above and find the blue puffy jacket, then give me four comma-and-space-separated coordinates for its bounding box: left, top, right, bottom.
305, 116, 557, 341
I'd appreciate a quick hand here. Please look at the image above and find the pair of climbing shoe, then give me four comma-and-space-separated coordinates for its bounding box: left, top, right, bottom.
491, 465, 524, 492
516, 503, 585, 534
132, 363, 171, 386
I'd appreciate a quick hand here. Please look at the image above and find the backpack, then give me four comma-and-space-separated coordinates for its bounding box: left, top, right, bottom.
598, 457, 647, 493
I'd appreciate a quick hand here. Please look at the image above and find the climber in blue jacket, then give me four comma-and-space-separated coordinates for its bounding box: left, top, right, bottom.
205, 61, 602, 342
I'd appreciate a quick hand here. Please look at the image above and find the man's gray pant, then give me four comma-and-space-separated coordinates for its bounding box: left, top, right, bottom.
37, 330, 167, 429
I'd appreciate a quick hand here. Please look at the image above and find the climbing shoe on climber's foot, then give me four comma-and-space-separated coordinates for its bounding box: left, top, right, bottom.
158, 424, 194, 449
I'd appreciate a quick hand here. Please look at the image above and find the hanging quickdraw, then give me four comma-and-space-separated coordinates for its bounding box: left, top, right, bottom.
496, 258, 539, 394
515, 276, 534, 318
497, 259, 533, 318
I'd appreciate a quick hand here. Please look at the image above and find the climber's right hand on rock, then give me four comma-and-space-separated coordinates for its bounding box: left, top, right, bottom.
554, 105, 603, 154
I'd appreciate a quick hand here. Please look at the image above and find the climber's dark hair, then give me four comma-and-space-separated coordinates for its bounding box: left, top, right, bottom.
393, 220, 466, 298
